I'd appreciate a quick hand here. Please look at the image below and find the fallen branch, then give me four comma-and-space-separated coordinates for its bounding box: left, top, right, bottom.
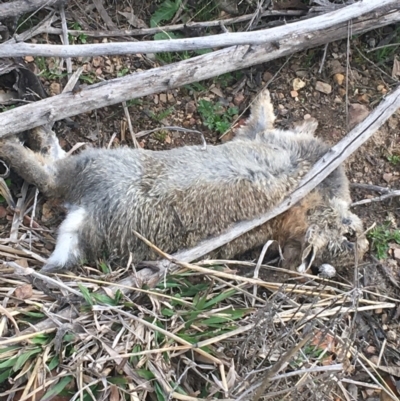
0, 0, 398, 58
1, 3, 399, 138
7, 9, 306, 42
0, 0, 64, 20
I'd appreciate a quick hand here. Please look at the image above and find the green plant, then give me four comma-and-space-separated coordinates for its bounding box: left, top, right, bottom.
368, 223, 400, 259
117, 67, 130, 77
36, 57, 67, 80
68, 22, 88, 44
80, 72, 97, 84
198, 99, 238, 134
153, 130, 168, 142
150, 106, 175, 122
215, 71, 243, 88
387, 154, 400, 165
150, 0, 182, 27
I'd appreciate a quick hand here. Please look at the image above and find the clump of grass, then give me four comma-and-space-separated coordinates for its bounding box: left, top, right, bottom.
198, 99, 238, 134
367, 223, 400, 259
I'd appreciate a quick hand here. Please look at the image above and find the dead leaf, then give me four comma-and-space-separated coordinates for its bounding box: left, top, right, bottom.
118, 11, 148, 29
15, 284, 33, 300
379, 366, 400, 379
392, 57, 400, 79
110, 385, 120, 401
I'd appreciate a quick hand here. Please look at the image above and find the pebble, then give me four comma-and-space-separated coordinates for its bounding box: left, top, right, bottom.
293, 78, 306, 91
262, 71, 273, 82
315, 81, 332, 94
377, 84, 385, 91
159, 93, 167, 103
383, 173, 393, 183
290, 90, 298, 98
185, 101, 196, 114
233, 93, 245, 106
358, 93, 370, 104
295, 70, 307, 78
387, 330, 397, 341
50, 82, 61, 95
333, 73, 345, 86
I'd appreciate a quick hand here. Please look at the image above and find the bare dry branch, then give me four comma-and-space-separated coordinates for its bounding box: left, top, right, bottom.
0, 0, 398, 58
0, 3, 399, 138
0, 0, 65, 20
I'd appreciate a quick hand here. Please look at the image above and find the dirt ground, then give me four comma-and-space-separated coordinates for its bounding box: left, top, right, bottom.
0, 0, 400, 400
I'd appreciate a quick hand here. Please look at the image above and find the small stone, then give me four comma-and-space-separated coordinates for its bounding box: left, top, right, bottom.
304, 114, 311, 120
333, 73, 345, 86
377, 84, 385, 92
49, 82, 61, 95
185, 101, 196, 114
277, 93, 285, 100
24, 56, 34, 63
327, 59, 344, 75
387, 330, 397, 341
167, 93, 174, 103
393, 248, 400, 261
159, 93, 167, 103
233, 93, 245, 106
153, 95, 159, 105
383, 173, 393, 183
315, 81, 332, 94
92, 56, 103, 67
290, 90, 298, 98
295, 70, 307, 78
338, 88, 346, 97
293, 78, 306, 91
262, 71, 273, 82
358, 93, 370, 104
334, 96, 342, 104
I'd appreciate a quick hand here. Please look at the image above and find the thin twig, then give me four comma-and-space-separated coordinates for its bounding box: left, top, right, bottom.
59, 5, 72, 76
354, 45, 398, 83
351, 190, 400, 206
367, 42, 400, 53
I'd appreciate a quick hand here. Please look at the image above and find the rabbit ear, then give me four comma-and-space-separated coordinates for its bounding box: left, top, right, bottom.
235, 89, 276, 139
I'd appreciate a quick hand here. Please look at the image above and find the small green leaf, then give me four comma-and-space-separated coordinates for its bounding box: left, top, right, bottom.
204, 289, 237, 309
41, 376, 73, 399
0, 368, 12, 384
78, 284, 93, 306
47, 356, 59, 371
150, 0, 181, 28
13, 348, 41, 372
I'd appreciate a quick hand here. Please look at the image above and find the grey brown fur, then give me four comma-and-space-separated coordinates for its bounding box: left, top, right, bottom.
0, 89, 368, 273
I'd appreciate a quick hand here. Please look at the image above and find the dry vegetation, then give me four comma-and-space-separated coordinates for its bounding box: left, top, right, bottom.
0, 0, 400, 400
